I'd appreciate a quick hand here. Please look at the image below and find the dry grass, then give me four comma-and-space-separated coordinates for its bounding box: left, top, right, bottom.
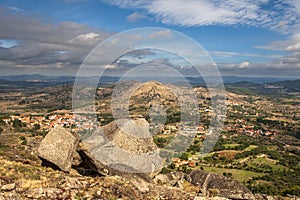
214, 150, 241, 159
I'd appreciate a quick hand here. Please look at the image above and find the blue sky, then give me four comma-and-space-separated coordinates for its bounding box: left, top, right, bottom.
0, 0, 300, 77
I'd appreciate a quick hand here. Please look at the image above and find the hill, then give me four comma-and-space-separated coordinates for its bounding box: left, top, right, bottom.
226, 79, 300, 95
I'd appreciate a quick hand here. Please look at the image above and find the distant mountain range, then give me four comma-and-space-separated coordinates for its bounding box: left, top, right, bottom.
0, 74, 299, 92
226, 79, 300, 93
186, 76, 298, 85
0, 74, 75, 82
0, 74, 298, 83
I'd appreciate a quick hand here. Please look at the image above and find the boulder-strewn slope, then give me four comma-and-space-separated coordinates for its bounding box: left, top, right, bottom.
0, 122, 294, 199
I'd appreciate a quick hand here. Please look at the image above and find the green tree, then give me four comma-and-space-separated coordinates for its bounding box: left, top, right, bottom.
33, 124, 40, 130
169, 162, 176, 169
179, 152, 189, 160
161, 167, 171, 174
0, 119, 5, 125
12, 119, 22, 129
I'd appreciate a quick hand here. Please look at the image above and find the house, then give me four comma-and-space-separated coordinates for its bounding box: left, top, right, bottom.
172, 158, 180, 163
188, 161, 195, 167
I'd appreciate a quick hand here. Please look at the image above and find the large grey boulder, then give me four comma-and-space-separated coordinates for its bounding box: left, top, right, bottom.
80, 118, 163, 179
38, 125, 79, 172
186, 170, 255, 200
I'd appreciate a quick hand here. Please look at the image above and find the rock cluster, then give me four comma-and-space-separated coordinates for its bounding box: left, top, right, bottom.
32, 121, 298, 200
187, 170, 255, 199
37, 118, 162, 178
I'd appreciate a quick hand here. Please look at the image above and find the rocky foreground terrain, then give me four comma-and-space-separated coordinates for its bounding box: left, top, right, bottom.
0, 120, 297, 200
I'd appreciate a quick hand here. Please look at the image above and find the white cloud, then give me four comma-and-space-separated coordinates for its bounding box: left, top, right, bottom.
286, 42, 300, 52
257, 33, 300, 52
127, 12, 147, 22
149, 29, 172, 39
105, 0, 300, 34
210, 51, 282, 59
292, 0, 300, 13
104, 64, 118, 69
75, 32, 100, 41
239, 61, 251, 68
0, 7, 112, 75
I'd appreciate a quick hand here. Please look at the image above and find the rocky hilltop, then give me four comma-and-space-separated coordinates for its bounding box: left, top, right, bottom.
130, 81, 178, 103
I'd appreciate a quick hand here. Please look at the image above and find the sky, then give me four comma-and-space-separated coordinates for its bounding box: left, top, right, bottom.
0, 0, 300, 78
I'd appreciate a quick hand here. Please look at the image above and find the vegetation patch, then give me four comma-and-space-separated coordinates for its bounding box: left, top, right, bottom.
203, 166, 263, 182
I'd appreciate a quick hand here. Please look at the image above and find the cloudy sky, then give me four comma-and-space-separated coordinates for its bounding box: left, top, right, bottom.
0, 0, 300, 78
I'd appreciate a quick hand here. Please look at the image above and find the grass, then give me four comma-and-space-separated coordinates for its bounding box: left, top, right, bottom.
181, 180, 199, 193
0, 134, 40, 164
267, 146, 278, 151
243, 145, 258, 152
214, 150, 240, 159
0, 144, 9, 151
0, 156, 67, 189
248, 156, 287, 172
223, 143, 240, 149
203, 166, 263, 182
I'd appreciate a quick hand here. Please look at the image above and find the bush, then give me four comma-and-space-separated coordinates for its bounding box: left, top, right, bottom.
179, 152, 189, 161
13, 119, 22, 129
0, 119, 5, 125
21, 140, 27, 145
33, 124, 40, 130
19, 136, 26, 140
161, 167, 171, 174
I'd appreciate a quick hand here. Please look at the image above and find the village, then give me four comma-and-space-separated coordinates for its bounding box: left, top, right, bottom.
0, 104, 281, 172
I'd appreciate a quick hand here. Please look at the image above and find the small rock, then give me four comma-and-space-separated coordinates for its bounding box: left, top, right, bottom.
61, 177, 87, 190
0, 180, 4, 187
25, 188, 62, 199
177, 180, 184, 190
1, 183, 16, 191
254, 194, 265, 200
72, 151, 82, 167
70, 189, 79, 199
194, 197, 229, 200
96, 190, 102, 196
266, 196, 276, 200
153, 174, 169, 185
127, 175, 150, 193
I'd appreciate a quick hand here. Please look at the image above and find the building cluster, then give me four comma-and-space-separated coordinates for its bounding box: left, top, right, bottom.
171, 157, 196, 168
225, 119, 279, 137
3, 113, 98, 132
